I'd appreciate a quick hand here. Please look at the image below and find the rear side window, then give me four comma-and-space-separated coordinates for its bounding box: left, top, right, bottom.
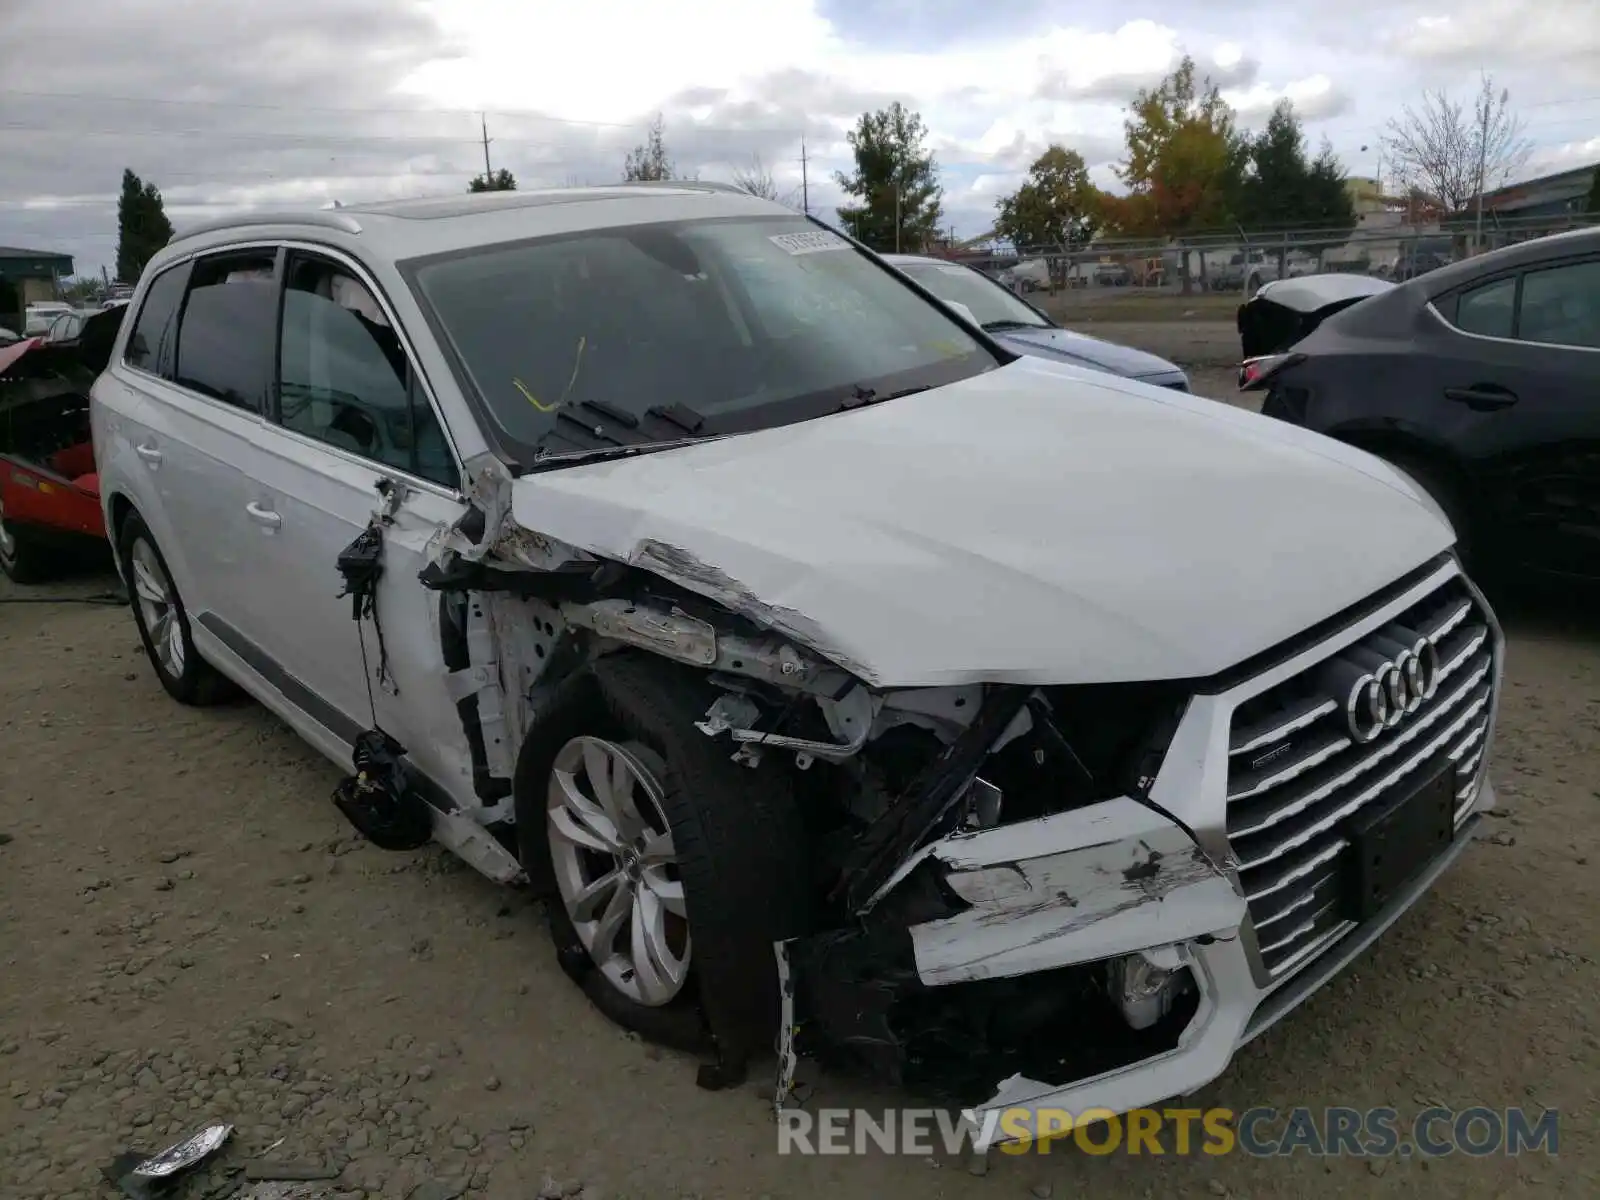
1517, 261, 1600, 350
124, 264, 189, 377
1453, 276, 1516, 338
173, 253, 279, 412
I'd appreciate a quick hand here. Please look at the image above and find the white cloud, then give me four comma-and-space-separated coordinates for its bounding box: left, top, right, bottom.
1530, 136, 1600, 174
1227, 75, 1353, 122
1, 0, 1595, 278
1388, 4, 1600, 82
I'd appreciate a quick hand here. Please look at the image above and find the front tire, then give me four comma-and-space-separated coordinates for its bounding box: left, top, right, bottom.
514, 653, 815, 1064
117, 511, 236, 705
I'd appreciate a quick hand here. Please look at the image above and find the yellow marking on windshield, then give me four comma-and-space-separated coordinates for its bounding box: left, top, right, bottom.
558, 335, 587, 407
512, 377, 557, 412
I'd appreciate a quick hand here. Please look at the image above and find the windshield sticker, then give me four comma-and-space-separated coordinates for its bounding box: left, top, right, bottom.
769, 230, 851, 256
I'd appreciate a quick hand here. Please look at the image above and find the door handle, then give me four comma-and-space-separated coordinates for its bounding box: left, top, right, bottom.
135, 442, 162, 466
245, 501, 282, 530
1444, 385, 1518, 411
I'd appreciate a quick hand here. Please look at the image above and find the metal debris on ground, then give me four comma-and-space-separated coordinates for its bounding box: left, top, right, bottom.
102, 1123, 233, 1198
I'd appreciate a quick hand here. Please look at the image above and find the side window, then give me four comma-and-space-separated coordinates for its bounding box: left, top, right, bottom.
1517, 261, 1600, 350
124, 263, 190, 377
173, 252, 279, 411
1453, 276, 1516, 339
277, 254, 458, 489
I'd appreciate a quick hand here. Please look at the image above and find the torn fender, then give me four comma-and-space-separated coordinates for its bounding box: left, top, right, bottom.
905, 797, 1245, 987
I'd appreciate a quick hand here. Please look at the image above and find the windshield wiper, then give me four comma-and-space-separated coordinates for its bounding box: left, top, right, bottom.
980, 319, 1046, 332
834, 383, 934, 412
532, 397, 715, 463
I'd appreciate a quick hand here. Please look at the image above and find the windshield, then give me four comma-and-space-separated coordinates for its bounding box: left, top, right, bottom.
404, 216, 998, 465
896, 261, 1052, 330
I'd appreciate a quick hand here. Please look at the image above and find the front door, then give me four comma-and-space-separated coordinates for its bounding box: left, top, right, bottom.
234, 250, 474, 797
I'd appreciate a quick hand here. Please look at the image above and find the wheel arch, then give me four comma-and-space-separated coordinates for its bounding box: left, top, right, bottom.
107, 491, 136, 545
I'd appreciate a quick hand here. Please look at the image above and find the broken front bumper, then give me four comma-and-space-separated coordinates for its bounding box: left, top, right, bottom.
800, 556, 1504, 1149
934, 781, 1495, 1149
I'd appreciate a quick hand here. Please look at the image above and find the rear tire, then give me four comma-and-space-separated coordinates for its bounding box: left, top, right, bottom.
0, 514, 53, 584
117, 511, 237, 705
514, 652, 815, 1064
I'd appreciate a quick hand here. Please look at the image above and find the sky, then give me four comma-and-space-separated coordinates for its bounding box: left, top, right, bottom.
1, 0, 1596, 280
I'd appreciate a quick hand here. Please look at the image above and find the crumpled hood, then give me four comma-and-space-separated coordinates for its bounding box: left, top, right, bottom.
995, 325, 1182, 380
510, 357, 1454, 688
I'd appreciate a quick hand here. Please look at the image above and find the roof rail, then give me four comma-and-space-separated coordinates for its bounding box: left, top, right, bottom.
170, 209, 364, 244
610, 179, 754, 197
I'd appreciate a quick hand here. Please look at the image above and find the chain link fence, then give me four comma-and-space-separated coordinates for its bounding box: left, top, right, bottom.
939, 211, 1600, 299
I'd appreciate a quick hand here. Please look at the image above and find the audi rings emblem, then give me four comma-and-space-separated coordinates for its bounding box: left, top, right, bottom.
1343, 639, 1440, 742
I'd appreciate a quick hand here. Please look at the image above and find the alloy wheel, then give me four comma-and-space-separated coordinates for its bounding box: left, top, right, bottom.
546, 736, 690, 1007
129, 537, 186, 679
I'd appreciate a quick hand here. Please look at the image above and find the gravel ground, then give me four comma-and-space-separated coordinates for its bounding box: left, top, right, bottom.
2, 324, 1596, 1198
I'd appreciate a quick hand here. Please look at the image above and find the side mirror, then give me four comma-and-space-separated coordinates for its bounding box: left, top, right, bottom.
944, 300, 978, 326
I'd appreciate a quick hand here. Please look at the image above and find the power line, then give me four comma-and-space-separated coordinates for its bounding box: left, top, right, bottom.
0, 87, 806, 136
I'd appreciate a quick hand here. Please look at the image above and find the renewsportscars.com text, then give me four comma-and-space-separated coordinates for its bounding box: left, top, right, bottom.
776, 1105, 1560, 1157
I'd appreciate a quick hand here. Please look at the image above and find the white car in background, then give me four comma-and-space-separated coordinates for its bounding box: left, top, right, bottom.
24, 301, 73, 337
92, 183, 1502, 1142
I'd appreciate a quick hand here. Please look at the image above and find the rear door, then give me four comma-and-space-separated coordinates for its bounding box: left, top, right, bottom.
1430, 253, 1600, 578
96, 250, 279, 624
228, 247, 472, 792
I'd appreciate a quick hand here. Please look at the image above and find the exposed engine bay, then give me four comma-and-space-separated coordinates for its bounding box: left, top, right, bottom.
317, 462, 1247, 1120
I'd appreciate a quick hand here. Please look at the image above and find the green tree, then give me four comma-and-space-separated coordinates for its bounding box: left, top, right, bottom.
834, 102, 944, 252
468, 168, 517, 192
623, 114, 677, 181
993, 145, 1103, 250
1587, 167, 1600, 215
1300, 142, 1358, 248
1107, 55, 1246, 290
1234, 100, 1355, 245
115, 169, 174, 283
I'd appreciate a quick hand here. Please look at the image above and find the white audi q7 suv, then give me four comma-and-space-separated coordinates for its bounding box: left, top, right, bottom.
92, 184, 1503, 1140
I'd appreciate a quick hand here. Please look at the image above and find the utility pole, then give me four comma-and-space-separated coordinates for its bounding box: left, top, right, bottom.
480, 113, 494, 179
1472, 87, 1495, 254
799, 136, 809, 215
892, 148, 902, 253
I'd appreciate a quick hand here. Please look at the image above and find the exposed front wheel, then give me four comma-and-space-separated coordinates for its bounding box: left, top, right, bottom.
547, 736, 691, 1007
515, 653, 815, 1065
117, 511, 236, 705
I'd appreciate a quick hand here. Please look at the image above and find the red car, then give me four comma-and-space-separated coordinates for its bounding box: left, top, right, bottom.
0, 306, 122, 582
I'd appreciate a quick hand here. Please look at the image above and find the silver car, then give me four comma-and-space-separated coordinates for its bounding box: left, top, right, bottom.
92, 184, 1502, 1143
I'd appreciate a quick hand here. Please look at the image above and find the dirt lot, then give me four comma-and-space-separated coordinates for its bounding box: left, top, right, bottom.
2, 325, 1596, 1198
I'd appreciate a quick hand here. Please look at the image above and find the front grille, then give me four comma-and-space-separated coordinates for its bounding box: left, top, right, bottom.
1225, 574, 1494, 982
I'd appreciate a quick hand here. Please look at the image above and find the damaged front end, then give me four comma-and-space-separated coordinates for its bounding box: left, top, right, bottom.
373, 456, 1496, 1148
775, 681, 1249, 1143
412, 477, 1247, 1124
